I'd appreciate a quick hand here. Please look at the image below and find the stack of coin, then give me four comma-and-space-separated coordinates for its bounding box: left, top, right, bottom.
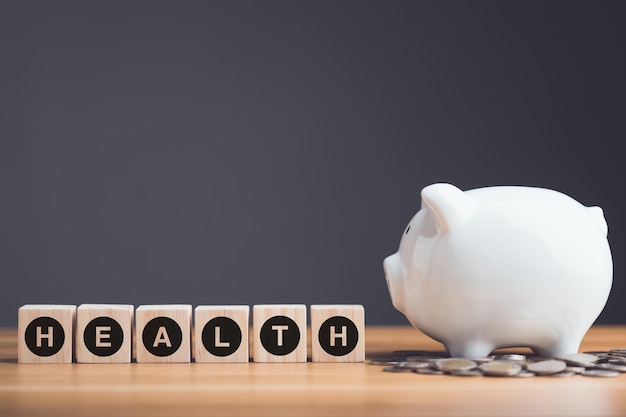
370, 348, 626, 378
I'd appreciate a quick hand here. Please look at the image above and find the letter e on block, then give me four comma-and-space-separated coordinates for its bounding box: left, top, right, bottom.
194, 306, 249, 363
135, 305, 192, 363
310, 305, 365, 363
253, 305, 306, 363
18, 305, 76, 363
75, 304, 134, 363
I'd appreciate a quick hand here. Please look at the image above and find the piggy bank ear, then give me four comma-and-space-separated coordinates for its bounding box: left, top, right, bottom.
421, 183, 474, 233
587, 206, 608, 237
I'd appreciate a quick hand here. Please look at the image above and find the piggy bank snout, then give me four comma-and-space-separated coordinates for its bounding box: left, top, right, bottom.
383, 253, 404, 313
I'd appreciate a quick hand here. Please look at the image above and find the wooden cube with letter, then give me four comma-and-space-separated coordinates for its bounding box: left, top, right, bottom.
252, 304, 306, 363
75, 304, 134, 363
135, 305, 192, 363
194, 305, 249, 363
18, 304, 77, 364
310, 305, 365, 363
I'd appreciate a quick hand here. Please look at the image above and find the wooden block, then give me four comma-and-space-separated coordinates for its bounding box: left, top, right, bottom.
194, 305, 249, 363
75, 304, 134, 363
135, 305, 191, 363
18, 305, 76, 364
252, 304, 306, 363
310, 305, 365, 363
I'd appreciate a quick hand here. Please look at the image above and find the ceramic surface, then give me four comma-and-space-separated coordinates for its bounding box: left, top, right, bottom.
383, 183, 612, 357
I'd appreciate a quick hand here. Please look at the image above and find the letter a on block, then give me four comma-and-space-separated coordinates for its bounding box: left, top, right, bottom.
153, 327, 172, 347
136, 305, 191, 363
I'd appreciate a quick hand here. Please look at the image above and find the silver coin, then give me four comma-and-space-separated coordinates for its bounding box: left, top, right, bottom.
464, 356, 495, 363
560, 353, 599, 362
479, 360, 522, 376
559, 353, 598, 367
369, 358, 406, 366
526, 359, 567, 375
560, 360, 596, 368
396, 361, 432, 369
413, 368, 445, 375
608, 357, 626, 365
382, 365, 414, 373
582, 369, 620, 378
594, 363, 626, 373
493, 354, 526, 362
608, 348, 626, 356
435, 358, 478, 373
565, 366, 586, 374
449, 369, 483, 377
596, 353, 626, 360
547, 370, 576, 377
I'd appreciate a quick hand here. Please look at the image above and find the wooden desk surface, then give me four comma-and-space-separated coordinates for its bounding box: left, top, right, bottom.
1, 326, 626, 417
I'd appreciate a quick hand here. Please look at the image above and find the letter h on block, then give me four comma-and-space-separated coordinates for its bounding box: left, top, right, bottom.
135, 305, 192, 363
18, 305, 76, 364
75, 304, 134, 363
310, 305, 365, 362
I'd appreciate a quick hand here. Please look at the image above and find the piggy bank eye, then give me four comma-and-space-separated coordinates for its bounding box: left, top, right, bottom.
405, 225, 411, 235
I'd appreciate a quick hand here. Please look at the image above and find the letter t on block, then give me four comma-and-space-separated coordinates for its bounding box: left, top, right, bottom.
18, 305, 76, 363
310, 305, 365, 363
253, 305, 307, 363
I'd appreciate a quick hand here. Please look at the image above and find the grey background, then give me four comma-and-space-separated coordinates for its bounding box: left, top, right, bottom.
1, 1, 624, 328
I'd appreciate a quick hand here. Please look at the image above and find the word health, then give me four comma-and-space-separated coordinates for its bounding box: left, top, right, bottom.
18, 304, 364, 364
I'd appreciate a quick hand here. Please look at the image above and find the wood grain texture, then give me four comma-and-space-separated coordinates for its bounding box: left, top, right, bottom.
17, 305, 76, 364
252, 304, 307, 363
1, 326, 626, 417
135, 305, 192, 363
75, 304, 134, 363
194, 305, 249, 363
310, 304, 365, 362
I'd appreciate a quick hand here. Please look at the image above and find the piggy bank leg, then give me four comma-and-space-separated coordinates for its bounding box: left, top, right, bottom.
532, 335, 583, 358
446, 341, 494, 358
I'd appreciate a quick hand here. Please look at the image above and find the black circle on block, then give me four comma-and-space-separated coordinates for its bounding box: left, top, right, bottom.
202, 316, 242, 357
25, 316, 65, 356
83, 316, 124, 357
318, 316, 359, 356
142, 316, 183, 357
260, 315, 300, 356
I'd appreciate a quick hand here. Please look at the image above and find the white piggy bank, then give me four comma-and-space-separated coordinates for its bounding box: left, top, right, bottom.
383, 183, 612, 358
